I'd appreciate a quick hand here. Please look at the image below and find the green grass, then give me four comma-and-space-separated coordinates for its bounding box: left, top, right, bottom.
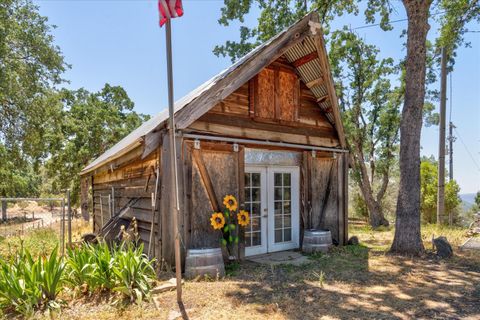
0, 228, 59, 259
349, 222, 470, 251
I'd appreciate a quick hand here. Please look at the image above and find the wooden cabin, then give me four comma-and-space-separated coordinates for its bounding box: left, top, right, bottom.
80, 12, 349, 267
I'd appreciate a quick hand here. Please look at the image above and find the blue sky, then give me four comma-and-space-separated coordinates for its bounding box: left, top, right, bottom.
35, 0, 479, 194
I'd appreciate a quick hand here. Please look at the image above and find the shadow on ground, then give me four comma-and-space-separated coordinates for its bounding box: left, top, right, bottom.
222, 245, 480, 319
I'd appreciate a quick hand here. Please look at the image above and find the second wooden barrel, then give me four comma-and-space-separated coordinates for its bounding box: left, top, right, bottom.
185, 248, 225, 279
302, 229, 332, 254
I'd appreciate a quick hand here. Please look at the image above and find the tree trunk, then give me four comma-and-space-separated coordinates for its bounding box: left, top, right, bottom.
359, 182, 389, 228
390, 0, 431, 255
352, 153, 389, 228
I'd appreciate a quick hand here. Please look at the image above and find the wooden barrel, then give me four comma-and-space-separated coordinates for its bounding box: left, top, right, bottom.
302, 229, 332, 254
185, 248, 225, 279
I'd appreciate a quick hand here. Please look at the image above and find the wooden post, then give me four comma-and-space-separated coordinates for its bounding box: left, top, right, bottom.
67, 190, 72, 247
61, 199, 65, 256
80, 176, 90, 221
165, 19, 182, 302
100, 196, 104, 229
1, 201, 6, 222
111, 187, 115, 218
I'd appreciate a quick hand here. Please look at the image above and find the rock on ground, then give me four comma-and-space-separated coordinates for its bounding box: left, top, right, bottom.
433, 236, 453, 258
348, 236, 359, 245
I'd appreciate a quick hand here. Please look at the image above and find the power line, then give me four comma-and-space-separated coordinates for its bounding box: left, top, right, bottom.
454, 127, 480, 172
353, 11, 446, 30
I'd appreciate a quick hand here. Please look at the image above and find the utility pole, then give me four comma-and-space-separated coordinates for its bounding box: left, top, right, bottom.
448, 121, 455, 181
437, 47, 447, 225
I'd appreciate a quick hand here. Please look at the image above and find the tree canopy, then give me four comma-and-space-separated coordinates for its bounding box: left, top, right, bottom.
420, 157, 461, 224
0, 0, 149, 203
44, 85, 149, 204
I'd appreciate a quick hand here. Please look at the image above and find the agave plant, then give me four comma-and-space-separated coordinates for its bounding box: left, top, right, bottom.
112, 243, 156, 303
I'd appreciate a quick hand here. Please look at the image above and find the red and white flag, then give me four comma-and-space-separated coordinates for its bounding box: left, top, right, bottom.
158, 0, 184, 27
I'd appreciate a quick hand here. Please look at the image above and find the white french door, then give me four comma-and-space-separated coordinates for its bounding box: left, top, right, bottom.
244, 166, 300, 256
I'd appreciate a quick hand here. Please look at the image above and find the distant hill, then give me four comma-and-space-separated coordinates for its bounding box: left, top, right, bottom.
460, 193, 476, 211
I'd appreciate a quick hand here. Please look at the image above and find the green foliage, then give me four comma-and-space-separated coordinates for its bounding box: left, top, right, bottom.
329, 28, 401, 226
420, 157, 462, 224
475, 191, 480, 208
351, 191, 368, 219
0, 246, 64, 316
214, 1, 393, 62
44, 85, 149, 204
85, 241, 116, 291
0, 0, 66, 155
0, 1, 149, 201
436, 0, 480, 64
65, 242, 156, 302
64, 245, 97, 291
0, 0, 67, 197
112, 243, 156, 303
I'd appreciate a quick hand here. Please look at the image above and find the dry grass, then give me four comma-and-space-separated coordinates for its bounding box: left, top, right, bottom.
22, 224, 480, 320
0, 219, 92, 259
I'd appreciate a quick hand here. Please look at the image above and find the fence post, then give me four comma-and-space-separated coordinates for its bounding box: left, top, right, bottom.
67, 190, 72, 247
61, 199, 65, 256
1, 201, 6, 222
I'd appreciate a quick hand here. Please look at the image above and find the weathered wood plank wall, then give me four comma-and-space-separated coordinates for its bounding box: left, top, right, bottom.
300, 152, 345, 245
92, 150, 160, 252
188, 57, 339, 148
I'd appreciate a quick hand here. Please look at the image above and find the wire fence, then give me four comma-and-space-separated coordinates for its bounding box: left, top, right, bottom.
0, 193, 75, 255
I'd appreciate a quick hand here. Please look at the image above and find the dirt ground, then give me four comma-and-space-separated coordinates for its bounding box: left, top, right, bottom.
46, 225, 480, 320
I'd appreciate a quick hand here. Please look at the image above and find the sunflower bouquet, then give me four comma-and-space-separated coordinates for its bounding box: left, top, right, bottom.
210, 195, 250, 257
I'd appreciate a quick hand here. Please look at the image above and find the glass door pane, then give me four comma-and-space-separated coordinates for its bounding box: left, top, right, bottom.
273, 172, 292, 243
244, 172, 262, 247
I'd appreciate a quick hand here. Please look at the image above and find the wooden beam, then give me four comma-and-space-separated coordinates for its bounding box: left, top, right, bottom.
196, 113, 337, 139
192, 149, 220, 212
188, 120, 340, 148
317, 95, 329, 104
142, 130, 162, 159
266, 61, 297, 74
306, 77, 324, 89
292, 51, 318, 68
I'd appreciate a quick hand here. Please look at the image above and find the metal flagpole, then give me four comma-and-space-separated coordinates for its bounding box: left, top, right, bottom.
165, 19, 182, 302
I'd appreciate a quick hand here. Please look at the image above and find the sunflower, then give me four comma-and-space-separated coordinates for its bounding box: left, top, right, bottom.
223, 195, 238, 211
237, 210, 250, 227
210, 212, 226, 230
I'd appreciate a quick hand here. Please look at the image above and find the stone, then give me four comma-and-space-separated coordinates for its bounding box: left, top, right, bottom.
348, 236, 359, 246
151, 278, 183, 294
433, 236, 453, 258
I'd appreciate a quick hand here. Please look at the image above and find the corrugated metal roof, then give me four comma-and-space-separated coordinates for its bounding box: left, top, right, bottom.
81, 12, 343, 175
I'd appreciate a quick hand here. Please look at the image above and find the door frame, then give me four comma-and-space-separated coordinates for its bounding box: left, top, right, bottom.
244, 165, 300, 256
244, 166, 268, 256
267, 166, 300, 253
